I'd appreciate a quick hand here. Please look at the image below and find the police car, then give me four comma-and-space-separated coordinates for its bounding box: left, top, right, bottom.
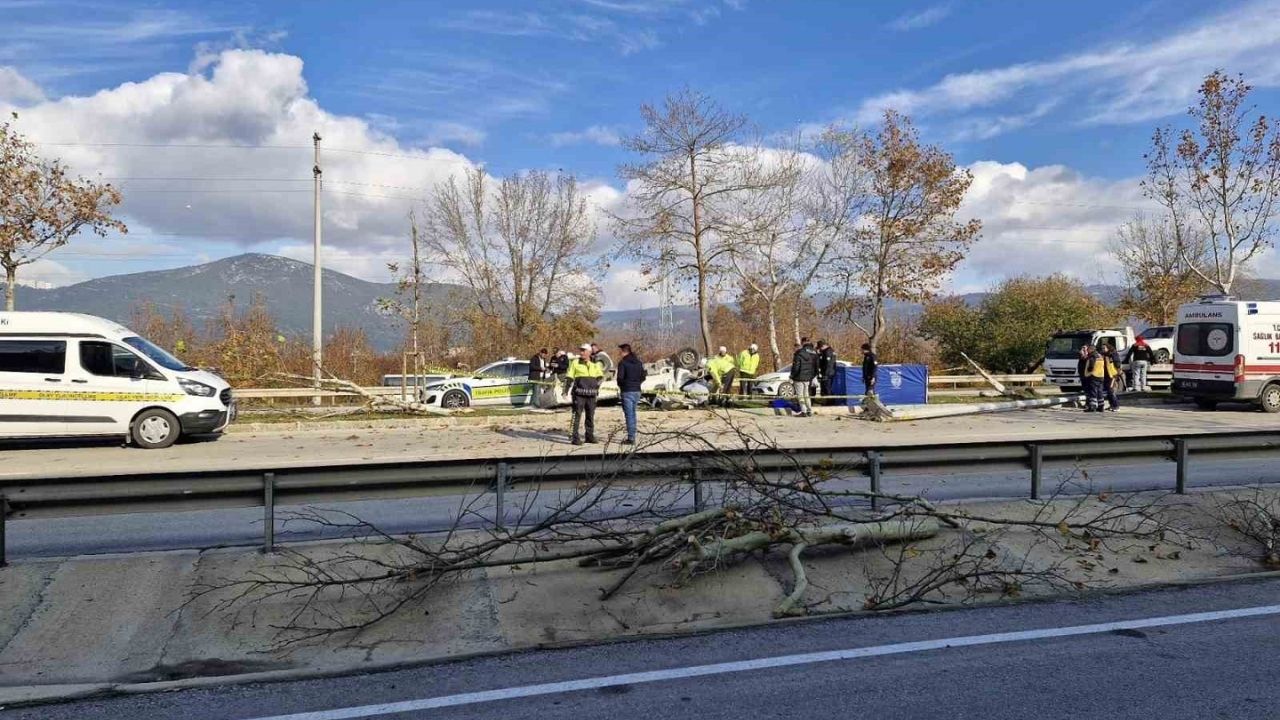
418, 359, 538, 409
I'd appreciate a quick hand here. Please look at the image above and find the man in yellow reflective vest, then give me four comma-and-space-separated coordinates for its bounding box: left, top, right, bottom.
736, 343, 760, 395
707, 346, 737, 404
567, 343, 605, 445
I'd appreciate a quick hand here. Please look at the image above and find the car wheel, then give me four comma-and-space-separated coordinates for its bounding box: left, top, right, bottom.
442, 389, 470, 409
1194, 397, 1218, 411
132, 408, 180, 449
1260, 384, 1280, 414
1154, 349, 1171, 364
672, 347, 700, 371
778, 381, 796, 398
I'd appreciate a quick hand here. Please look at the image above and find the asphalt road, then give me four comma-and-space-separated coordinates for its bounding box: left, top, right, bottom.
9, 577, 1280, 719
3, 405, 1276, 480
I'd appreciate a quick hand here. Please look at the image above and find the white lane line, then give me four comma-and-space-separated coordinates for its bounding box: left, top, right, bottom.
244, 604, 1280, 720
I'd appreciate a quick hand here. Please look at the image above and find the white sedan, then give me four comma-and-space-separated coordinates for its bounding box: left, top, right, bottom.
750, 361, 852, 397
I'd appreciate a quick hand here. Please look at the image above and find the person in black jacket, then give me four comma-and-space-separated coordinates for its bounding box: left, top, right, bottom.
550, 348, 570, 394
816, 340, 838, 405
861, 343, 878, 396
616, 343, 646, 445
1127, 338, 1154, 392
528, 348, 549, 381
789, 337, 819, 416
528, 348, 550, 407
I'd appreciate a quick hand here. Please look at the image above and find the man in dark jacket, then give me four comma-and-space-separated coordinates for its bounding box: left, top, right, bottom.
861, 343, 878, 396
816, 340, 838, 404
551, 348, 570, 394
528, 348, 549, 381
529, 348, 550, 408
789, 337, 819, 416
1128, 338, 1154, 392
616, 343, 646, 445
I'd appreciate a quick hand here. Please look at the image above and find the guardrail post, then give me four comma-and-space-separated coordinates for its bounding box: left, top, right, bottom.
494, 462, 509, 530
262, 472, 275, 553
1175, 439, 1188, 494
1029, 444, 1043, 500
692, 468, 704, 512
866, 451, 881, 510
0, 496, 7, 568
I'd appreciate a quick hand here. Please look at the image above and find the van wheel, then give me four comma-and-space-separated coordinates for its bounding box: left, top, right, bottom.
1194, 397, 1218, 411
442, 389, 470, 409
1260, 384, 1280, 413
132, 408, 180, 449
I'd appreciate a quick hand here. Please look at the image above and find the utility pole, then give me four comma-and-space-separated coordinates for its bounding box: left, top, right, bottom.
312, 131, 323, 405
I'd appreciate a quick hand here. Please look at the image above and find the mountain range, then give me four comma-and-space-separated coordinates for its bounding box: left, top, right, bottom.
10, 253, 1280, 351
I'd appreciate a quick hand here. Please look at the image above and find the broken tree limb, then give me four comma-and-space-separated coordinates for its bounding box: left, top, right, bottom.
681, 519, 942, 617
272, 372, 458, 416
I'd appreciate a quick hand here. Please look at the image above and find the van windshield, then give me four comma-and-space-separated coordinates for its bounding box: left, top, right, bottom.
123, 336, 191, 371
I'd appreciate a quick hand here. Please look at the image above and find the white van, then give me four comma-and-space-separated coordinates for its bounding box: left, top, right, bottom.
1172, 298, 1280, 412
0, 312, 234, 448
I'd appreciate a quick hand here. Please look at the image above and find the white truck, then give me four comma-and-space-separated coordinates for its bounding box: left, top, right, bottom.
1172, 298, 1280, 412
1043, 327, 1136, 392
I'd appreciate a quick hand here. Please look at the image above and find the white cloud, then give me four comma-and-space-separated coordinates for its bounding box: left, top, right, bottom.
549, 125, 622, 147
888, 4, 951, 31
0, 65, 42, 104
600, 266, 662, 311
2, 49, 478, 279
951, 160, 1151, 291
856, 0, 1280, 134
421, 121, 487, 147
19, 258, 87, 288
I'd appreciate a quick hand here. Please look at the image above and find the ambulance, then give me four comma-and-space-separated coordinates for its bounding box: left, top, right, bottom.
0, 312, 234, 447
1171, 298, 1280, 412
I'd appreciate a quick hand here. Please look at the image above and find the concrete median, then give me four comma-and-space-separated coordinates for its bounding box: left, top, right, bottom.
1, 488, 1275, 708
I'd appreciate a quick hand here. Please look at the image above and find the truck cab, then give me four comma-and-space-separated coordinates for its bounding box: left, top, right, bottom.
1043, 327, 1135, 392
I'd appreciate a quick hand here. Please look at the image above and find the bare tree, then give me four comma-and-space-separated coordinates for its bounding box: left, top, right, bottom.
423, 167, 597, 343
1110, 215, 1210, 325
1143, 71, 1280, 296
616, 89, 770, 355
0, 118, 126, 310
721, 142, 809, 369
378, 210, 434, 389
828, 111, 980, 352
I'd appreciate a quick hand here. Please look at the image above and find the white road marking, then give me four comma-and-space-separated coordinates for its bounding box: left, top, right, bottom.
244, 603, 1280, 720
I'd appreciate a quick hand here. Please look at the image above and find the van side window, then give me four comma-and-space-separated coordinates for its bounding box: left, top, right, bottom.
79, 341, 150, 378
0, 340, 66, 374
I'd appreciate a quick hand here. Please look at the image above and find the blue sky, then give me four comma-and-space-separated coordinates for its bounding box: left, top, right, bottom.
3, 0, 1280, 308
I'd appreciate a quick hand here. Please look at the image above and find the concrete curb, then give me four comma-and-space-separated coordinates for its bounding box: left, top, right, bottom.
5, 567, 1280, 710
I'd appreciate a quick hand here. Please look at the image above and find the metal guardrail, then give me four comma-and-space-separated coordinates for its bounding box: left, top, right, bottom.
3, 429, 1280, 565
234, 374, 1052, 402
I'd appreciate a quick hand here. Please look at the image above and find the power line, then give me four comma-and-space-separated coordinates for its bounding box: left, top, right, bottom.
35, 141, 311, 150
